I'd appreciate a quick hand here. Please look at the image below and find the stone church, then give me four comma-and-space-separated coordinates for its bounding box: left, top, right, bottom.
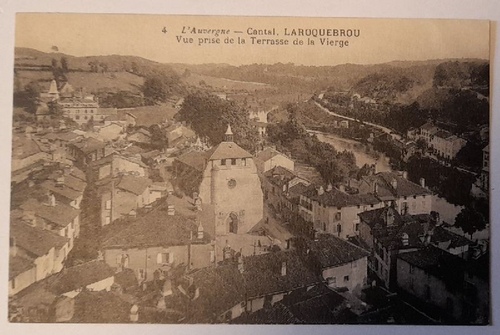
174, 125, 264, 236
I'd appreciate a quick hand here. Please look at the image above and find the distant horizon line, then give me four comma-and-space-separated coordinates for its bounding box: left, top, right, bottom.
14, 46, 489, 68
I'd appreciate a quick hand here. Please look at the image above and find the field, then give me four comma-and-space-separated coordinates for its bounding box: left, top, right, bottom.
182, 73, 272, 91
118, 104, 179, 127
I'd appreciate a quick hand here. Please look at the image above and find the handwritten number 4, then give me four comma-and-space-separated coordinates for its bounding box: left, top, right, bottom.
162, 27, 167, 34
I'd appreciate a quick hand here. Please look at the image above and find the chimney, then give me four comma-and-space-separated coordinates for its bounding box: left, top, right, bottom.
420, 178, 426, 188
402, 171, 408, 179
317, 186, 324, 196
401, 233, 409, 246
238, 255, 244, 273
162, 278, 173, 297
373, 182, 379, 195
386, 209, 395, 226
22, 211, 36, 227
281, 261, 287, 276
129, 305, 139, 323
48, 192, 56, 207
314, 230, 320, 241
167, 204, 175, 216
338, 184, 345, 193
326, 183, 333, 192
56, 176, 65, 188
197, 221, 204, 239
10, 237, 17, 257
372, 163, 377, 175
391, 179, 398, 190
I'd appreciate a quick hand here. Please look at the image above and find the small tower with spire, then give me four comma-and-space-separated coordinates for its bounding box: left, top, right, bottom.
225, 124, 234, 142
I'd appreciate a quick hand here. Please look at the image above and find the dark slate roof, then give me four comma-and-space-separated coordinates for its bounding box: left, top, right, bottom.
286, 288, 348, 324
205, 141, 252, 160
101, 200, 210, 249
190, 265, 246, 322
9, 255, 35, 279
374, 220, 427, 250
113, 268, 138, 289
175, 150, 207, 172
420, 122, 438, 131
358, 206, 402, 230
307, 234, 370, 269
304, 185, 380, 208
242, 250, 320, 299
432, 226, 472, 249
40, 180, 82, 201
397, 246, 465, 287
10, 220, 69, 257
265, 165, 301, 188
116, 175, 152, 196
376, 172, 431, 198
70, 290, 132, 323
49, 261, 115, 295
235, 302, 301, 324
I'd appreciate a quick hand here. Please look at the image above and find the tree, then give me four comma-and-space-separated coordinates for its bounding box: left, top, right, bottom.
454, 207, 487, 239
142, 75, 169, 105
60, 57, 69, 73
88, 61, 99, 73
176, 92, 260, 152
24, 82, 41, 113
149, 124, 167, 150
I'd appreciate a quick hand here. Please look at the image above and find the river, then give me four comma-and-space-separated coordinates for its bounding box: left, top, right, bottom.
312, 131, 392, 172
312, 130, 463, 223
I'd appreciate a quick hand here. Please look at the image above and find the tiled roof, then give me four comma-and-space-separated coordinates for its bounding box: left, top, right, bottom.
242, 250, 320, 299
236, 302, 301, 324
306, 234, 370, 268
71, 290, 132, 323
40, 180, 82, 201
101, 200, 210, 249
70, 167, 87, 181
205, 141, 252, 161
256, 147, 285, 162
11, 135, 42, 159
265, 165, 301, 188
175, 150, 207, 172
10, 219, 69, 257
304, 185, 380, 208
360, 172, 431, 199
9, 255, 35, 279
49, 261, 115, 295
98, 108, 118, 116
116, 175, 152, 196
190, 265, 246, 322
70, 137, 106, 154
20, 199, 80, 229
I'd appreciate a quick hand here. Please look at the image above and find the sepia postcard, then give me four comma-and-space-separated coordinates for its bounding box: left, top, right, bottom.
4, 11, 493, 330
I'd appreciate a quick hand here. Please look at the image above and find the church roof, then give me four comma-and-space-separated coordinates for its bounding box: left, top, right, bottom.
205, 141, 252, 161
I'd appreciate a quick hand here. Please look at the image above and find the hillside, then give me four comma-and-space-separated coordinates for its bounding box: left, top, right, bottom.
14, 47, 180, 95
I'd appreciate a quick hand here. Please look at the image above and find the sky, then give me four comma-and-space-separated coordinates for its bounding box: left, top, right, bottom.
15, 14, 490, 66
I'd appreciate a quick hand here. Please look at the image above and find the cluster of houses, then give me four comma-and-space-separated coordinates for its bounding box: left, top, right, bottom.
255, 146, 489, 324
407, 122, 468, 161
8, 80, 488, 324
